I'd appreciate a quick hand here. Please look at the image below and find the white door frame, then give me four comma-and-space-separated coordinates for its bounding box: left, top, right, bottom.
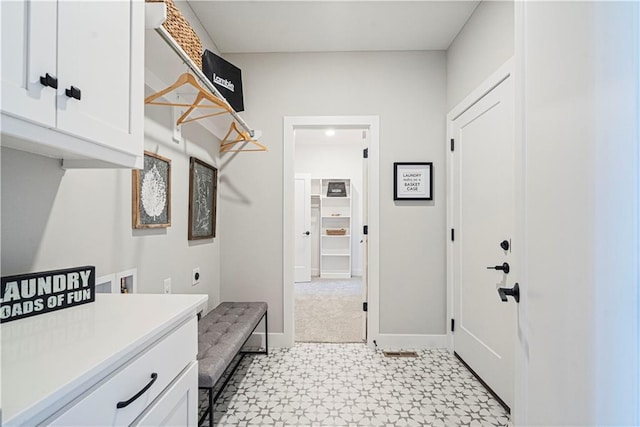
446, 58, 526, 419
513, 4, 528, 424
283, 115, 380, 348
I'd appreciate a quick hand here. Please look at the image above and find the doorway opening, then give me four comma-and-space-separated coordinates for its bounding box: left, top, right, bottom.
294, 129, 367, 342
283, 116, 380, 348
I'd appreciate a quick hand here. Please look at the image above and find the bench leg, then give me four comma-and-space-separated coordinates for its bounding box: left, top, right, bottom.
240, 311, 269, 355
265, 310, 269, 355
208, 387, 213, 427
198, 387, 213, 427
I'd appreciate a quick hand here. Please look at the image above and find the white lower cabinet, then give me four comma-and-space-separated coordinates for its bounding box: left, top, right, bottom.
46, 318, 197, 427
134, 362, 198, 427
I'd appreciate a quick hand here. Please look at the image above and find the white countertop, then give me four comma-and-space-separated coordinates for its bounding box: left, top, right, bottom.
1, 293, 207, 426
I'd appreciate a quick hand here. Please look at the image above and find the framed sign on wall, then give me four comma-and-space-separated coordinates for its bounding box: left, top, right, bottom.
394, 162, 433, 200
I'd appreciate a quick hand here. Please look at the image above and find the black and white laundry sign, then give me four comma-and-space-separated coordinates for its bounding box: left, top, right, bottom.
1, 266, 96, 323
393, 162, 433, 200
202, 49, 245, 112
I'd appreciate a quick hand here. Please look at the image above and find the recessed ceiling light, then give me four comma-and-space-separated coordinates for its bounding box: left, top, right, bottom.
325, 129, 336, 137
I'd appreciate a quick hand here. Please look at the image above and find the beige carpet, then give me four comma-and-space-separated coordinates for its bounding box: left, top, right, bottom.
294, 278, 364, 343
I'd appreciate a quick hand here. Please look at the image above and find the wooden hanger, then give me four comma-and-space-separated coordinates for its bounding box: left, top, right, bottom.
145, 73, 231, 125
220, 122, 267, 153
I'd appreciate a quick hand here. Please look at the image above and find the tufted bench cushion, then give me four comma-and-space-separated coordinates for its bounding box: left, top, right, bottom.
197, 301, 268, 388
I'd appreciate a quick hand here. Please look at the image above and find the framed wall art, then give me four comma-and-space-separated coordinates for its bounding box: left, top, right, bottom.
394, 162, 433, 200
132, 151, 171, 228
188, 157, 217, 240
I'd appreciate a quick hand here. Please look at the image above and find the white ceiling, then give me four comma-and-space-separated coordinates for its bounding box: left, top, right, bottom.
186, 1, 480, 54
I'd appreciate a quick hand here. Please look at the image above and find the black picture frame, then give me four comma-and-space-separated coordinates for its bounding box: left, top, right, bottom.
188, 157, 217, 240
394, 162, 433, 200
132, 151, 171, 228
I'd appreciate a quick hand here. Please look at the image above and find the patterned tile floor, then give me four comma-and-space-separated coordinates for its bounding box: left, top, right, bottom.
200, 343, 510, 426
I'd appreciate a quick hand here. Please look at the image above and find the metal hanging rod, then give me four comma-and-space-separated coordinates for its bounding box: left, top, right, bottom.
155, 26, 255, 138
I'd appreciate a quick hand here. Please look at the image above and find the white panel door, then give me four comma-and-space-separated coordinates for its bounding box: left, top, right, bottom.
452, 75, 515, 409
361, 145, 369, 341
1, 0, 56, 127
56, 0, 137, 154
295, 174, 312, 282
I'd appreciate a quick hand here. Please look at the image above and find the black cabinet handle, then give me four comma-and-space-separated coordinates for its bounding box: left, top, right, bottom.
498, 283, 520, 303
303, 231, 310, 236
39, 73, 58, 89
65, 86, 81, 100
487, 262, 510, 274
116, 373, 158, 409
500, 240, 510, 251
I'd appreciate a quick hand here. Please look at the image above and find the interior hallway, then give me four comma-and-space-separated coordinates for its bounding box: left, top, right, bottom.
200, 343, 509, 426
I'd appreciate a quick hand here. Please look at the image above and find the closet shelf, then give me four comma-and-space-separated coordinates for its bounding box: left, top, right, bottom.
147, 3, 255, 138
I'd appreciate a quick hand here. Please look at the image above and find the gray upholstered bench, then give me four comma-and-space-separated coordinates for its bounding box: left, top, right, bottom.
197, 301, 268, 427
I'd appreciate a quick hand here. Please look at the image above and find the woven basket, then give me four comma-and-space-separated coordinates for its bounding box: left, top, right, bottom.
326, 228, 347, 236
148, 0, 203, 69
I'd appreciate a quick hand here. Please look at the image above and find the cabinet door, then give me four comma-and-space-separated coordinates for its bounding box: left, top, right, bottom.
56, 0, 143, 156
133, 362, 198, 427
1, 0, 56, 127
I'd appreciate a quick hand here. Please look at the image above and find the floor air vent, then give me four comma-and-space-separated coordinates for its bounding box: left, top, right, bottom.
383, 351, 419, 358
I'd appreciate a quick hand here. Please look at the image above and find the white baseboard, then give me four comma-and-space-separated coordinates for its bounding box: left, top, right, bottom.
373, 334, 448, 350
247, 333, 446, 350
248, 332, 289, 349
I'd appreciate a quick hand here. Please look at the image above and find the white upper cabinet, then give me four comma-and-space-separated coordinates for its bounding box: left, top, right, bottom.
1, 0, 57, 128
1, 0, 144, 169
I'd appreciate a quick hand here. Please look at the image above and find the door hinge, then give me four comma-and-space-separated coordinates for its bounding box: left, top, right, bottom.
363, 225, 368, 235
363, 148, 369, 159
451, 228, 455, 242
363, 302, 368, 312
450, 138, 455, 152
451, 319, 455, 332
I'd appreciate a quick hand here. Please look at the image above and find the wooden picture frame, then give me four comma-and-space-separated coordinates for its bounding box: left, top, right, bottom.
188, 157, 217, 240
394, 162, 433, 200
132, 151, 171, 228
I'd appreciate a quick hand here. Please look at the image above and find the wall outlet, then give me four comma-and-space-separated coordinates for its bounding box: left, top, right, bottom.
163, 278, 171, 294
192, 268, 200, 286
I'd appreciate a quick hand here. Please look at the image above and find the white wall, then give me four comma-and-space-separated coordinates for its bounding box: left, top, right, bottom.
519, 1, 639, 425
1, 105, 221, 306
219, 51, 447, 337
295, 135, 365, 276
446, 0, 514, 110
